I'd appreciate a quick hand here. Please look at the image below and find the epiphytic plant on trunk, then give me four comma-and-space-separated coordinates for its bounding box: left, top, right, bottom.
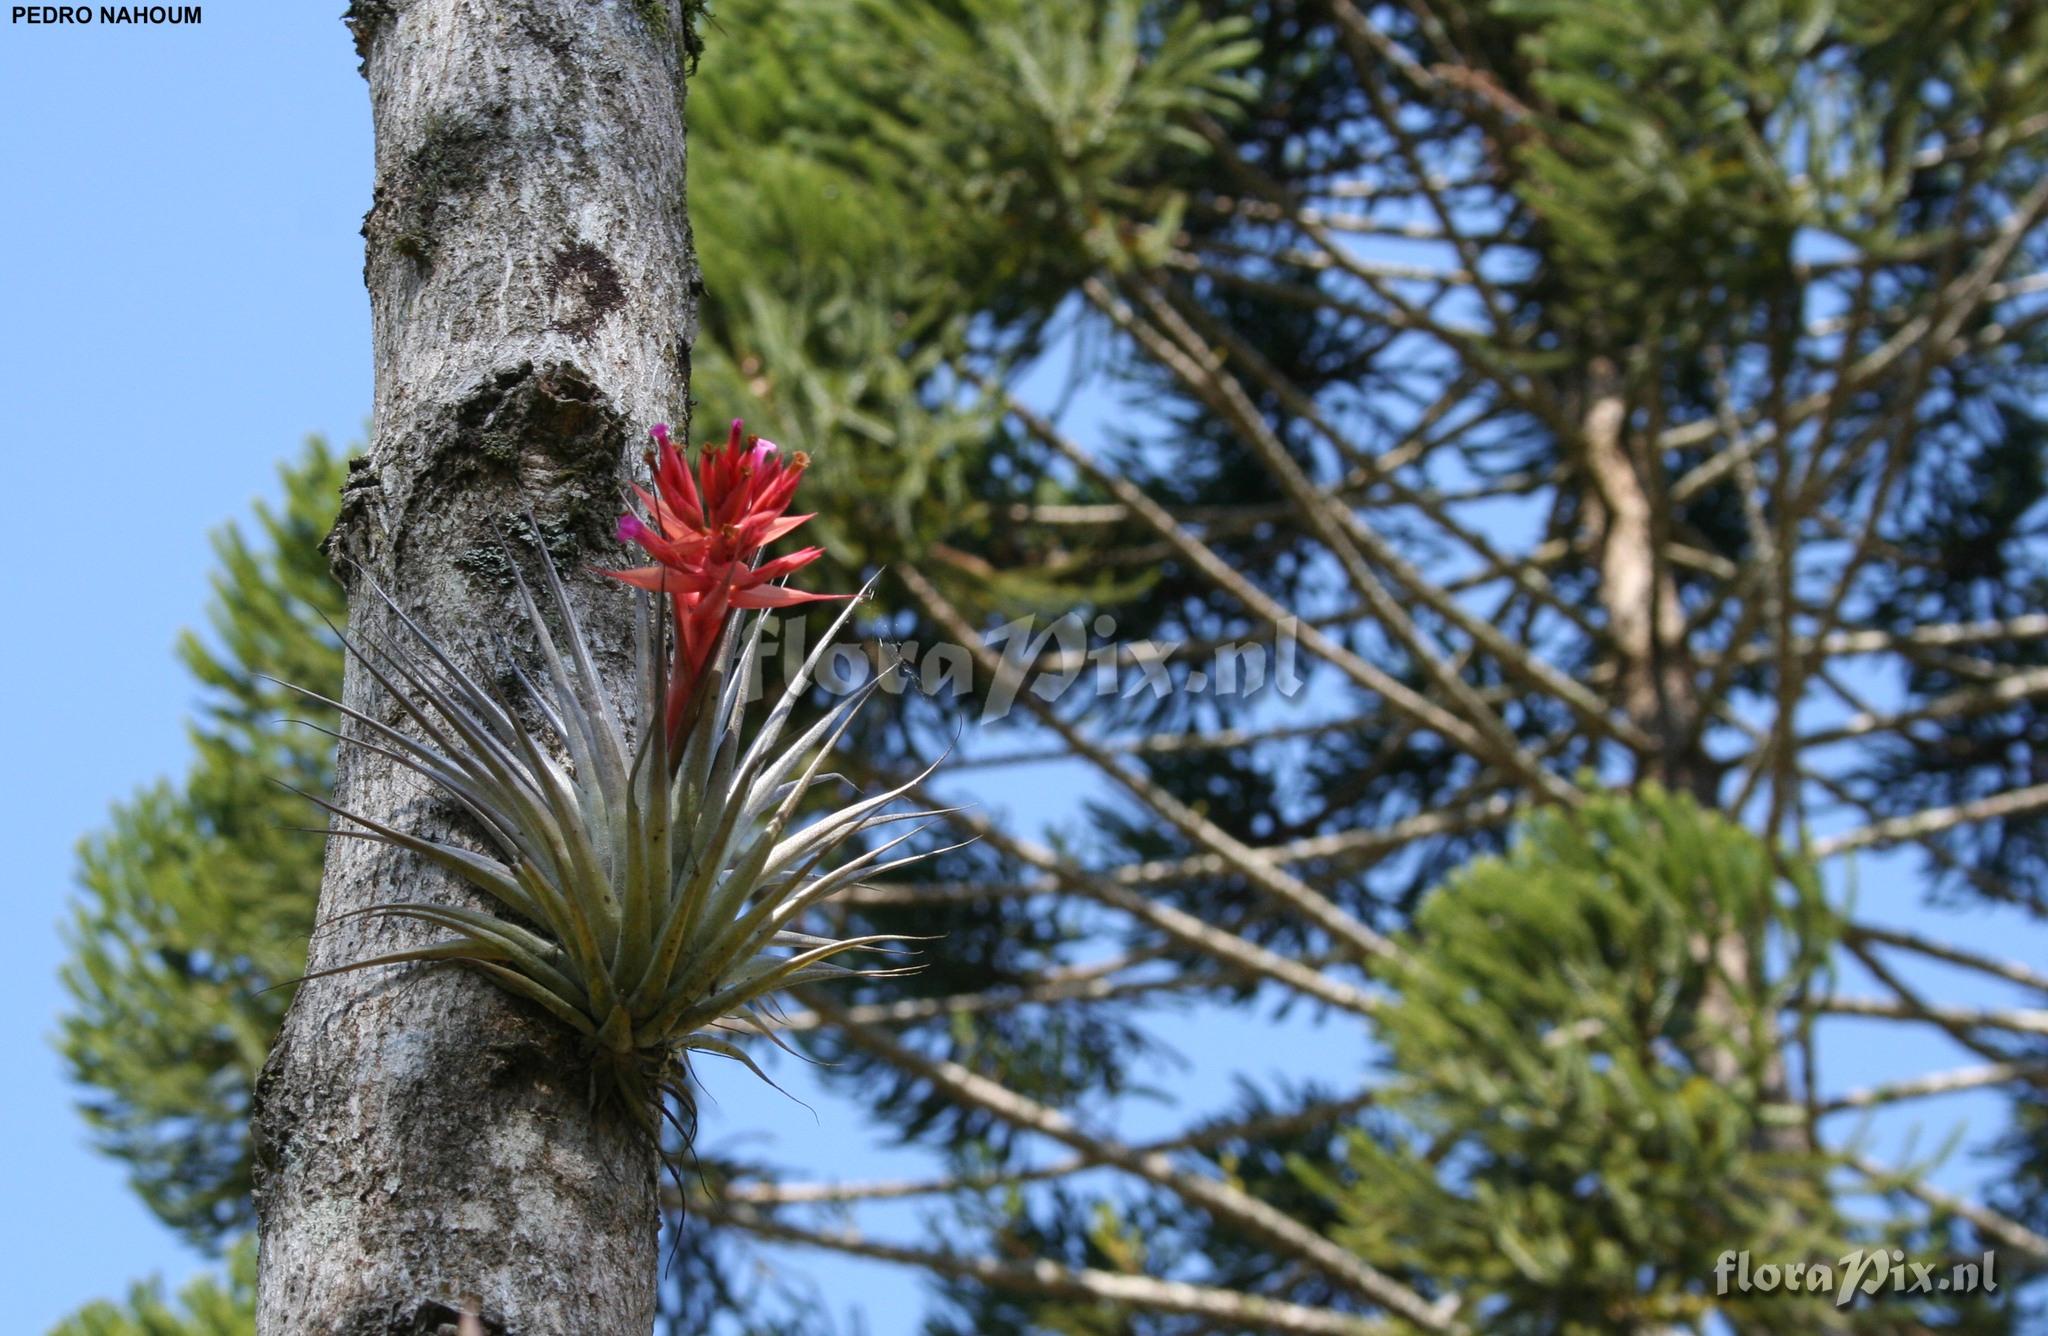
283, 422, 939, 1134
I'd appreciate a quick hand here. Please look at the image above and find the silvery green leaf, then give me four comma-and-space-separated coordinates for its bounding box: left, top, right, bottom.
285, 548, 950, 1130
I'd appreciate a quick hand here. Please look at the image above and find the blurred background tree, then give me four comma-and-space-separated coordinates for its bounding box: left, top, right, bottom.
54, 0, 2048, 1331
59, 442, 343, 1252
46, 1243, 256, 1336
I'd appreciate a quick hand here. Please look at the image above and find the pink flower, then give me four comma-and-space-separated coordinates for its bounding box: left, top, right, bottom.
605, 420, 848, 747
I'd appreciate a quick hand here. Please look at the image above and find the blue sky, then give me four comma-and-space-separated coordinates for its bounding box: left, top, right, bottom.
0, 5, 2038, 1333
0, 7, 369, 1329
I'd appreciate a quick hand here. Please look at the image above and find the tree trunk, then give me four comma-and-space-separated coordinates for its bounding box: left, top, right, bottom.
1577, 357, 1699, 788
1576, 358, 1803, 1157
252, 3, 697, 1331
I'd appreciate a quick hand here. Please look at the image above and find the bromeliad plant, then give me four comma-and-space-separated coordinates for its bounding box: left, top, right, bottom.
288, 421, 937, 1129
611, 419, 840, 751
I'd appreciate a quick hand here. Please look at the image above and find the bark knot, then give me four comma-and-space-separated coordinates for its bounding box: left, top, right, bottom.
425, 361, 635, 562
342, 0, 394, 68
409, 1298, 505, 1336
365, 105, 510, 272
545, 243, 626, 341
325, 454, 389, 586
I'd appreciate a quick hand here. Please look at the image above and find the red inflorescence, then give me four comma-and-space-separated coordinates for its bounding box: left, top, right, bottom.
606, 420, 847, 747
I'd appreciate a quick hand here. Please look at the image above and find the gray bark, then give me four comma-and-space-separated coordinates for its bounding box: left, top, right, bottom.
252, 3, 697, 1331
1577, 356, 1697, 782
1576, 359, 1801, 1159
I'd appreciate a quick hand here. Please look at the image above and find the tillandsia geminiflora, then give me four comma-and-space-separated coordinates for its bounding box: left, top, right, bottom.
283, 420, 943, 1137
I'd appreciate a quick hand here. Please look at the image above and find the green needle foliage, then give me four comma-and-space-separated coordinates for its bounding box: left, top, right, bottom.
687, 0, 1259, 603
1295, 789, 1969, 1333
46, 1241, 255, 1336
289, 554, 937, 1129
59, 440, 344, 1249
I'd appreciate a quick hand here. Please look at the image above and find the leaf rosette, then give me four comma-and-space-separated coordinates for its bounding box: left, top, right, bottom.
282, 518, 941, 1133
